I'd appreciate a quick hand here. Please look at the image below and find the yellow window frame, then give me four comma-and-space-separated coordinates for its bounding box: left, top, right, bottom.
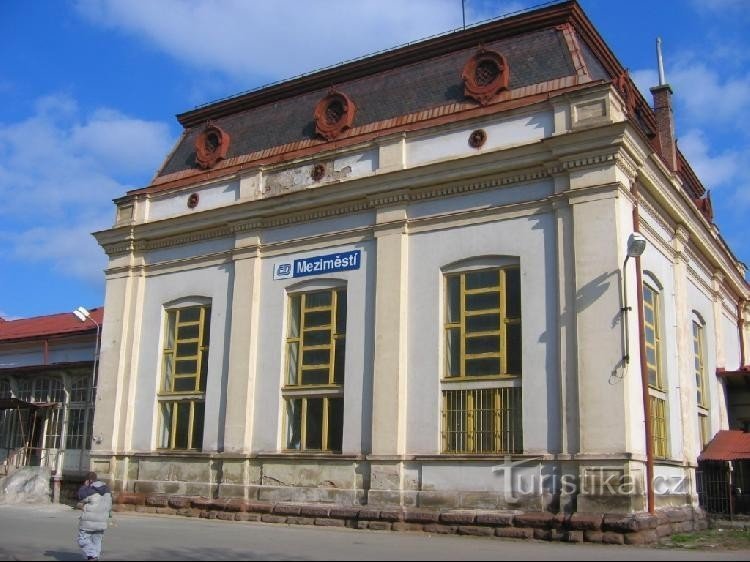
159, 399, 205, 450
643, 284, 663, 390
444, 266, 521, 380
285, 288, 346, 388
441, 386, 522, 454
161, 305, 210, 395
649, 394, 668, 459
284, 395, 343, 452
693, 321, 708, 408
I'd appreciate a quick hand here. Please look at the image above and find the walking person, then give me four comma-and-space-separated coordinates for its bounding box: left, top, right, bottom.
76, 471, 112, 561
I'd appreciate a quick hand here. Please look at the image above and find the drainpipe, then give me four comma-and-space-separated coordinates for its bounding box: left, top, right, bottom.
632, 182, 655, 514
738, 301, 746, 369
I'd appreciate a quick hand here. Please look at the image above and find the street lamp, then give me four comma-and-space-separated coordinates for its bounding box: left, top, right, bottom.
621, 233, 647, 363
620, 232, 655, 514
73, 307, 101, 445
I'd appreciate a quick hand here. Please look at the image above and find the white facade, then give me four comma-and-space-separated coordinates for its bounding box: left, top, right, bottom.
92, 11, 750, 514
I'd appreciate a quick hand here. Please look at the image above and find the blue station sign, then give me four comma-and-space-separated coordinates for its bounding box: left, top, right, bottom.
274, 249, 361, 280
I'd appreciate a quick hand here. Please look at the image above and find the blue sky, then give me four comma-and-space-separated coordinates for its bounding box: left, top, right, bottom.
2, 0, 749, 319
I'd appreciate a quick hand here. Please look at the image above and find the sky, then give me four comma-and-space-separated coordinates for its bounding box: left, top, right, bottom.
1, 0, 749, 319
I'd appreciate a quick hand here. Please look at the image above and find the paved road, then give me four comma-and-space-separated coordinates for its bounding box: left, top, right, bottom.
0, 503, 747, 561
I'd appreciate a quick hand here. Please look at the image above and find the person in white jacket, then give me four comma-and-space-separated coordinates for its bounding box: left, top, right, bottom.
76, 472, 112, 561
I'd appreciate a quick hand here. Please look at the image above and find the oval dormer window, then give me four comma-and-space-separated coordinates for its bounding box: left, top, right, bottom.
462, 49, 510, 106
314, 90, 356, 141
195, 123, 230, 170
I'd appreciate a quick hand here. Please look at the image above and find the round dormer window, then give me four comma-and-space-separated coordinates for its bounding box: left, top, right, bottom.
462, 49, 510, 105
314, 90, 356, 141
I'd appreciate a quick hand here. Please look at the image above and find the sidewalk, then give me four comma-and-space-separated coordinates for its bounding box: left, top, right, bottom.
1, 503, 749, 561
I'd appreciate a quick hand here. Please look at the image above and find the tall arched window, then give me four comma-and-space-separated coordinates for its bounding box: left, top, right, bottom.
643, 274, 668, 459
441, 258, 522, 454
158, 300, 211, 451
283, 283, 346, 452
692, 313, 711, 448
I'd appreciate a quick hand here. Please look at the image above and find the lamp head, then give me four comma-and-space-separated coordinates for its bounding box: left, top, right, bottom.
626, 233, 647, 258
73, 306, 91, 323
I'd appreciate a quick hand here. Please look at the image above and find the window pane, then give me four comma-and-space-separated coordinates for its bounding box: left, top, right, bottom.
192, 402, 204, 450
327, 398, 344, 452
201, 308, 211, 347
645, 327, 655, 346
160, 402, 173, 448
305, 310, 331, 328
177, 325, 200, 340
466, 314, 500, 333
305, 399, 324, 450
335, 290, 347, 335
302, 369, 330, 385
507, 323, 522, 374
304, 329, 331, 346
466, 334, 500, 355
465, 292, 500, 311
446, 276, 460, 323
465, 269, 499, 290
174, 377, 197, 392
303, 349, 330, 366
466, 358, 500, 376
505, 268, 521, 318
446, 328, 460, 377
648, 367, 658, 388
644, 307, 654, 326
199, 350, 208, 392
643, 286, 653, 304
177, 342, 199, 357
179, 307, 201, 323
286, 399, 302, 450
289, 295, 301, 338
175, 360, 198, 375
306, 291, 332, 308
166, 310, 176, 350
174, 402, 190, 449
49, 379, 65, 403
334, 341, 346, 385
287, 342, 300, 385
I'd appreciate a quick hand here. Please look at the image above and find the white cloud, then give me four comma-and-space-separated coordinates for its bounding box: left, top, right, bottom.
691, 0, 750, 16
678, 129, 741, 188
74, 0, 530, 83
0, 94, 175, 283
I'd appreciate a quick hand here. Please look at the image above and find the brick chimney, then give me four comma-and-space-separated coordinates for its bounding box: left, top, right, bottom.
650, 38, 678, 172
651, 84, 678, 172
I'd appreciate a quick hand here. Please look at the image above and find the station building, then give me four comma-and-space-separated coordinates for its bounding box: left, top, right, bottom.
92, 0, 750, 514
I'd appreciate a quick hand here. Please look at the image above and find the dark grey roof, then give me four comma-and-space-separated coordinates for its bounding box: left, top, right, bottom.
158, 27, 578, 177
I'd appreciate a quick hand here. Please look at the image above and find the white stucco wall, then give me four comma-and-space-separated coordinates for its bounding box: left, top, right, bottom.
129, 263, 233, 452
407, 185, 558, 455
147, 178, 240, 222
251, 238, 376, 455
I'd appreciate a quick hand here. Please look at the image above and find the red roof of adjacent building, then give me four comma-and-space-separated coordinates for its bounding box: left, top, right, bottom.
0, 308, 103, 342
699, 430, 750, 462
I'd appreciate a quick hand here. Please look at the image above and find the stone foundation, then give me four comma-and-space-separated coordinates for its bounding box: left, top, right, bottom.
112, 492, 707, 545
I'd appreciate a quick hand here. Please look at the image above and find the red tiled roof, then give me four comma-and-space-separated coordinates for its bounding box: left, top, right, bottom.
699, 430, 750, 462
0, 308, 103, 342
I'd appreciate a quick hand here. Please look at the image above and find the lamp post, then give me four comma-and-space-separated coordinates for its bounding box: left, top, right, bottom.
622, 233, 647, 363
621, 232, 655, 514
73, 306, 101, 453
